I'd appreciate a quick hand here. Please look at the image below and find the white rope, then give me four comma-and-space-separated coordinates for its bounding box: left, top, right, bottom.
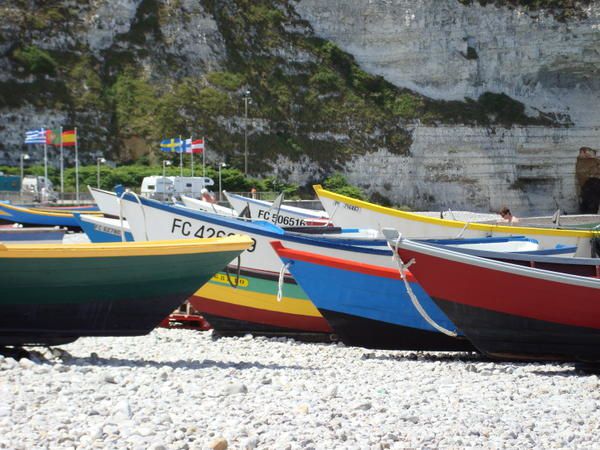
389, 235, 458, 337
117, 190, 127, 242
455, 221, 469, 239
276, 262, 291, 302
119, 189, 149, 241
325, 202, 339, 226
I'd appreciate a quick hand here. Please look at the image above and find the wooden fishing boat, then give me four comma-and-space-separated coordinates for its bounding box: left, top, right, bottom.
181, 195, 238, 216
32, 205, 99, 213
74, 213, 134, 242
313, 185, 599, 256
224, 191, 329, 227
115, 191, 574, 339
390, 238, 600, 362
88, 186, 123, 217
119, 194, 338, 337
477, 212, 600, 230
0, 235, 252, 346
0, 226, 67, 244
267, 234, 574, 350
271, 241, 474, 351
0, 202, 103, 228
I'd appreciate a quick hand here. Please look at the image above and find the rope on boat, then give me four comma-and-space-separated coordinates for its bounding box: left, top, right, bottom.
119, 189, 149, 241
326, 202, 340, 226
276, 262, 291, 302
455, 221, 469, 239
388, 234, 458, 337
225, 256, 242, 288
117, 190, 127, 242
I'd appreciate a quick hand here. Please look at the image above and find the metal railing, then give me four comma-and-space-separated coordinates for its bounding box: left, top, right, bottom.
0, 190, 94, 206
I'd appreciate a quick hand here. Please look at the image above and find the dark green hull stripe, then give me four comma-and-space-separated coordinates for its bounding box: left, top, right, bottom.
0, 251, 240, 305
0, 250, 243, 345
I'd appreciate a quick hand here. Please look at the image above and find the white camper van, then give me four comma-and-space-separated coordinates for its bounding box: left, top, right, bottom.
140, 176, 215, 200
21, 175, 58, 202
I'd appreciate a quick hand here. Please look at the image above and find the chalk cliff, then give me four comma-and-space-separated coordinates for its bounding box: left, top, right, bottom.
0, 0, 598, 213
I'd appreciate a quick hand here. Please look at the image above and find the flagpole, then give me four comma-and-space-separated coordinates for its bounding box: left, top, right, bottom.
179, 135, 183, 177
202, 136, 206, 178
43, 140, 48, 194
60, 126, 64, 196
190, 135, 194, 177
75, 127, 79, 204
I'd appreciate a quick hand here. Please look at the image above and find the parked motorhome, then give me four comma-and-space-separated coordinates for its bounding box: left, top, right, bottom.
141, 176, 215, 200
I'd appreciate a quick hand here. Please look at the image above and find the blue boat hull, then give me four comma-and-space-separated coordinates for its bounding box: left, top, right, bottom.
279, 256, 474, 351
77, 219, 133, 243
0, 229, 66, 242
0, 204, 79, 227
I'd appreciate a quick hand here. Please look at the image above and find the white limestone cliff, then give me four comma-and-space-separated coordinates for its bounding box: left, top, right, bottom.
292, 0, 600, 212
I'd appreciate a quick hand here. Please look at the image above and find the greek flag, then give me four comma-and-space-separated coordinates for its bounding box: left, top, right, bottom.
25, 128, 47, 144
160, 138, 183, 153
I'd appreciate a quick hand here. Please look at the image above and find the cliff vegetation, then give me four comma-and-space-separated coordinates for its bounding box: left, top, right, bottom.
0, 0, 560, 182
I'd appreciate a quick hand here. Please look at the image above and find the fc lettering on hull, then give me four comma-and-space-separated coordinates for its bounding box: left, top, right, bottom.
257, 210, 305, 227
171, 217, 256, 251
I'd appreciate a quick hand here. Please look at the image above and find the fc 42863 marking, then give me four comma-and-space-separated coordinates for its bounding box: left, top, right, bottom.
171, 218, 256, 252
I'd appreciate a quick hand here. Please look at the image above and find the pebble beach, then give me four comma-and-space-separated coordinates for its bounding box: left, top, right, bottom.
2, 329, 599, 449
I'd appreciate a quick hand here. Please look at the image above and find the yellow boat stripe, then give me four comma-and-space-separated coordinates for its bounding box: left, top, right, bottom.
194, 282, 322, 317
0, 235, 253, 258
0, 202, 103, 218
313, 185, 598, 238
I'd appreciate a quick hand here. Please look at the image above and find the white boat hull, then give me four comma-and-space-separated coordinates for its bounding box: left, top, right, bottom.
224, 192, 328, 227
314, 185, 595, 256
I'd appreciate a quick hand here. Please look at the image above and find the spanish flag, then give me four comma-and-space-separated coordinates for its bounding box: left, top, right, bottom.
62, 130, 77, 147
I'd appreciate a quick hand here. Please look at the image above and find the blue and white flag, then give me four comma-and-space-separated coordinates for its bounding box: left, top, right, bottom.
25, 128, 47, 144
160, 138, 183, 153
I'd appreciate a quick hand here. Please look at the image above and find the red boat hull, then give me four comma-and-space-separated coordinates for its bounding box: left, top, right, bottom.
396, 242, 600, 361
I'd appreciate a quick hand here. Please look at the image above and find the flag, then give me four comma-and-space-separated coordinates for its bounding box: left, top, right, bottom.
160, 138, 183, 152
183, 138, 204, 154
46, 128, 61, 145
45, 129, 77, 146
61, 130, 77, 147
24, 128, 46, 144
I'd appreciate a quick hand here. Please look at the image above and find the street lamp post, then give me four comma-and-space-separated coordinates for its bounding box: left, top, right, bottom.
218, 162, 227, 202
20, 153, 29, 202
243, 90, 251, 176
96, 157, 106, 189
162, 160, 172, 202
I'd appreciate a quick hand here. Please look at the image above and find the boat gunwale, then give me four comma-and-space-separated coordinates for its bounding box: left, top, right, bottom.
0, 202, 104, 219
313, 184, 600, 239
0, 235, 253, 258
270, 240, 417, 282
397, 239, 600, 290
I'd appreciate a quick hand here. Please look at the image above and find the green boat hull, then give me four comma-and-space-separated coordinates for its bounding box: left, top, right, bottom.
0, 250, 242, 346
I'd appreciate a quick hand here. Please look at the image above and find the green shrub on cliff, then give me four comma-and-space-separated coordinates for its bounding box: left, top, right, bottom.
13, 46, 57, 75
322, 173, 365, 200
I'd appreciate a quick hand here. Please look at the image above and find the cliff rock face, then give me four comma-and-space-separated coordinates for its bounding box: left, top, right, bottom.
295, 0, 600, 127
287, 0, 600, 213
1, 0, 599, 213
0, 0, 226, 164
